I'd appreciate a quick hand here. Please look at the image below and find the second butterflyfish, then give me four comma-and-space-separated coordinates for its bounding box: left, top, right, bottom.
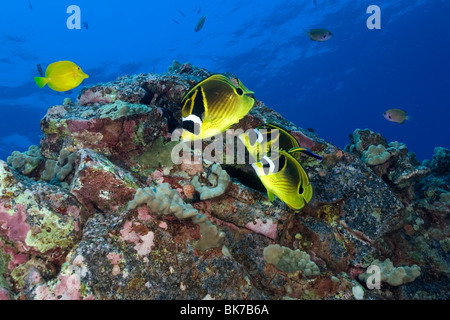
252, 150, 313, 210
238, 123, 323, 163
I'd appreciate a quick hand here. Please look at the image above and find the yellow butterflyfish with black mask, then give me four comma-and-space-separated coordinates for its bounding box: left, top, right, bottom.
34, 61, 89, 92
239, 123, 322, 210
238, 123, 323, 163
181, 74, 255, 141
252, 150, 313, 210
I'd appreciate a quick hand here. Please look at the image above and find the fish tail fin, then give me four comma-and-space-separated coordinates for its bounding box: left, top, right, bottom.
34, 77, 49, 88
406, 115, 412, 121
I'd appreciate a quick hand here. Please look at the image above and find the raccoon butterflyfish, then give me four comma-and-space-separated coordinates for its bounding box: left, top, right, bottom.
238, 123, 323, 163
252, 150, 313, 210
34, 61, 89, 92
181, 74, 255, 141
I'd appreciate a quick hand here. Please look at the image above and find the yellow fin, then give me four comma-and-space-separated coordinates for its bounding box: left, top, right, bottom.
267, 190, 275, 202
238, 78, 254, 94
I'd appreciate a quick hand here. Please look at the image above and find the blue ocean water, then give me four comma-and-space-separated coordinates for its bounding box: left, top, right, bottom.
0, 0, 449, 162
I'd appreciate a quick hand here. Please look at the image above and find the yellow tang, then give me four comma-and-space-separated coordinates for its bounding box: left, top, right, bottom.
239, 123, 323, 163
34, 61, 89, 92
252, 150, 313, 210
181, 74, 255, 141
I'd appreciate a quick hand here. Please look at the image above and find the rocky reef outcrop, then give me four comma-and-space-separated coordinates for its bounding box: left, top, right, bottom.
1, 63, 448, 300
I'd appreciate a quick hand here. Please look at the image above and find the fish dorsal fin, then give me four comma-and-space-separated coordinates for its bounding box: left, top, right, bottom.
237, 78, 254, 95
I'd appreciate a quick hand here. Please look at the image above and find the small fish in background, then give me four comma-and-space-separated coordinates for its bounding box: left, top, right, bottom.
306, 28, 333, 41
177, 9, 185, 17
195, 15, 207, 32
172, 19, 180, 25
34, 61, 89, 92
313, 0, 318, 6
27, 0, 33, 10
83, 22, 89, 30
36, 64, 43, 77
383, 108, 410, 124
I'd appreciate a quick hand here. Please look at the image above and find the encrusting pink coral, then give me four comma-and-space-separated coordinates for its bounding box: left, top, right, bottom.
0, 203, 31, 246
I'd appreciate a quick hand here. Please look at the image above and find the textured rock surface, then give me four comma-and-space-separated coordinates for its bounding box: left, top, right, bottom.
1, 64, 448, 300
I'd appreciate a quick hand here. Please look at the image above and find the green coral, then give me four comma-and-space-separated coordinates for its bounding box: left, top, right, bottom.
358, 258, 421, 286
127, 183, 225, 251
7, 145, 44, 175
361, 144, 391, 166
41, 149, 77, 184
263, 244, 320, 277
191, 163, 231, 200
138, 136, 179, 171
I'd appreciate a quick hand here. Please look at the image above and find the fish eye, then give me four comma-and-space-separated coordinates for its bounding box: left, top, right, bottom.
323, 34, 327, 38
77, 67, 80, 70
236, 88, 244, 95
388, 114, 392, 119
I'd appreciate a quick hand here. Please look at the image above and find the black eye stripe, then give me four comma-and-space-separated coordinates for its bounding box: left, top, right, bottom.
191, 87, 206, 118
236, 87, 243, 95
182, 120, 200, 135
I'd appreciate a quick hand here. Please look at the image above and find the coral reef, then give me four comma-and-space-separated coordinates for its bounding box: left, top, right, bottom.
358, 258, 421, 286
191, 163, 231, 200
127, 183, 225, 250
7, 145, 43, 176
0, 65, 448, 300
263, 244, 320, 276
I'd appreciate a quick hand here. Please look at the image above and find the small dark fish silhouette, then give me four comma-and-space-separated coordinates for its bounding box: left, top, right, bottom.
83, 22, 89, 30
313, 0, 317, 6
195, 15, 207, 32
198, 7, 201, 14
172, 19, 180, 25
37, 64, 43, 77
177, 9, 185, 17
27, 0, 33, 10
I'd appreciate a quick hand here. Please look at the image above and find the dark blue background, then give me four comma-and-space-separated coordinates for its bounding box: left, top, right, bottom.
1, 0, 449, 161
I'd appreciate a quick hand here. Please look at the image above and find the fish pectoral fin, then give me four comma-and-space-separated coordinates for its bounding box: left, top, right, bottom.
34, 77, 49, 88
267, 190, 275, 203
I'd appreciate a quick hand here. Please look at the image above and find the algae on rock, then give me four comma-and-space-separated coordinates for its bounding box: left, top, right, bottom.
127, 183, 225, 250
